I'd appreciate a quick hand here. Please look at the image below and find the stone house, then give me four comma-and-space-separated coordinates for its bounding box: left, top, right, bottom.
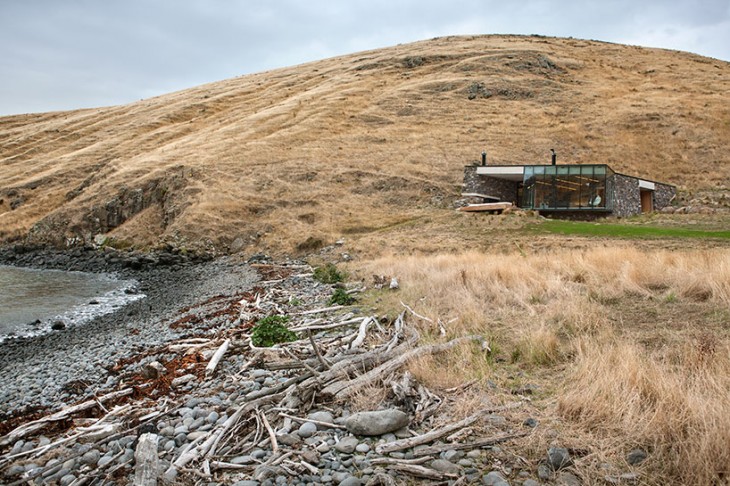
463, 163, 675, 217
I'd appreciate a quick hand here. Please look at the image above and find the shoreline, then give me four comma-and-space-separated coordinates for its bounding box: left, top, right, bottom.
0, 246, 259, 422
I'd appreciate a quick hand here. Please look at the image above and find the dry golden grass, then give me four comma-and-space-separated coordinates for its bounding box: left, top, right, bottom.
560, 340, 730, 485
1, 35, 729, 253
356, 247, 730, 484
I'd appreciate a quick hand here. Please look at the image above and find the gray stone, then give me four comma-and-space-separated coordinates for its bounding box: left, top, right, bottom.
345, 409, 409, 436
482, 471, 510, 486
316, 442, 331, 453
187, 431, 208, 441
6, 464, 25, 476
547, 447, 573, 471
10, 440, 24, 455
444, 449, 465, 462
431, 459, 460, 474
142, 361, 166, 379
626, 448, 647, 465
309, 411, 335, 429
523, 418, 538, 428
60, 474, 77, 486
43, 459, 61, 477
355, 443, 370, 453
537, 463, 552, 480
231, 481, 260, 486
298, 421, 318, 438
522, 480, 540, 486
206, 411, 220, 424
251, 369, 268, 379
98, 454, 114, 468
335, 436, 359, 454
557, 471, 581, 486
277, 433, 301, 446
80, 449, 101, 466
338, 477, 362, 486
231, 455, 255, 465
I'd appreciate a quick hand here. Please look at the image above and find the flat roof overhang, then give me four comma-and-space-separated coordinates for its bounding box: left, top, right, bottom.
475, 165, 524, 181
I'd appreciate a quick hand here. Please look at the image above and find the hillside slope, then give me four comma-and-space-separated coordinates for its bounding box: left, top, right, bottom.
1, 35, 729, 254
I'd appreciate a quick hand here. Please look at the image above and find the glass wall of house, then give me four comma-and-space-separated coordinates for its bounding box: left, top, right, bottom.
521, 165, 613, 210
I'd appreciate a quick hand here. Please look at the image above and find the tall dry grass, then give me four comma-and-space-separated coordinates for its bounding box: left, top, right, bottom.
357, 246, 730, 484
560, 339, 730, 484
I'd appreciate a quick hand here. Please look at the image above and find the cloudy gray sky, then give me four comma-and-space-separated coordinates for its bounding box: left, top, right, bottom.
1, 0, 728, 116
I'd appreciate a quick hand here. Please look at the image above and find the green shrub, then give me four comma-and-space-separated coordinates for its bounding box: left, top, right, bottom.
251, 315, 297, 347
329, 288, 355, 306
313, 263, 345, 284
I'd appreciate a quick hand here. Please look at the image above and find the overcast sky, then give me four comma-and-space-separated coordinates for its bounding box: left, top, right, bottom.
1, 0, 728, 116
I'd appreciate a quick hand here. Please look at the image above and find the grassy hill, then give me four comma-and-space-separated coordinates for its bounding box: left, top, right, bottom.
1, 35, 729, 254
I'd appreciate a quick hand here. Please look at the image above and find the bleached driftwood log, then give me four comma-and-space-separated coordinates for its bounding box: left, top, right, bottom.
205, 339, 230, 378
133, 433, 160, 486
350, 317, 375, 349
321, 335, 488, 401
388, 463, 455, 480
0, 388, 134, 446
411, 431, 529, 457
375, 402, 522, 454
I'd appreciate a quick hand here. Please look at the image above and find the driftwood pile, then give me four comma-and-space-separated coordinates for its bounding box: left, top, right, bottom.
0, 262, 529, 485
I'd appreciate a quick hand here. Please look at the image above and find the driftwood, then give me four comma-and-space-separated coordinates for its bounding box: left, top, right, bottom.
205, 339, 230, 377
0, 388, 134, 446
133, 433, 160, 486
0, 265, 537, 486
278, 412, 346, 430
307, 330, 331, 369
259, 410, 279, 453
412, 432, 530, 457
365, 473, 398, 486
293, 305, 344, 316
388, 463, 456, 480
350, 316, 375, 349
321, 335, 488, 401
375, 402, 522, 455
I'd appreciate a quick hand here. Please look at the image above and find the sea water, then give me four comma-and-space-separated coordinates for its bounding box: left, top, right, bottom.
0, 265, 143, 342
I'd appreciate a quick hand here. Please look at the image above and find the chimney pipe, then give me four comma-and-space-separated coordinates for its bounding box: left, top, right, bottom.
481, 151, 487, 166
550, 148, 556, 165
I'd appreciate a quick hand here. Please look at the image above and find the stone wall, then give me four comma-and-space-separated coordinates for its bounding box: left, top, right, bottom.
462, 166, 520, 203
611, 175, 676, 216
653, 183, 676, 210
611, 174, 641, 217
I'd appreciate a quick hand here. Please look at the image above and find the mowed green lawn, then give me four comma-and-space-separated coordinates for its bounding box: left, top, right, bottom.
528, 219, 730, 239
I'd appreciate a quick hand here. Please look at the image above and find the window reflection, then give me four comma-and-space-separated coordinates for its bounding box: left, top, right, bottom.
522, 165, 612, 210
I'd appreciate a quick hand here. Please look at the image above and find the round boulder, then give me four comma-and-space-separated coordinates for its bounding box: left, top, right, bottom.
345, 409, 409, 436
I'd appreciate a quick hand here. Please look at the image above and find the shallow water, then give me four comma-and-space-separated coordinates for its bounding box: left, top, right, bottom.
0, 265, 143, 341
